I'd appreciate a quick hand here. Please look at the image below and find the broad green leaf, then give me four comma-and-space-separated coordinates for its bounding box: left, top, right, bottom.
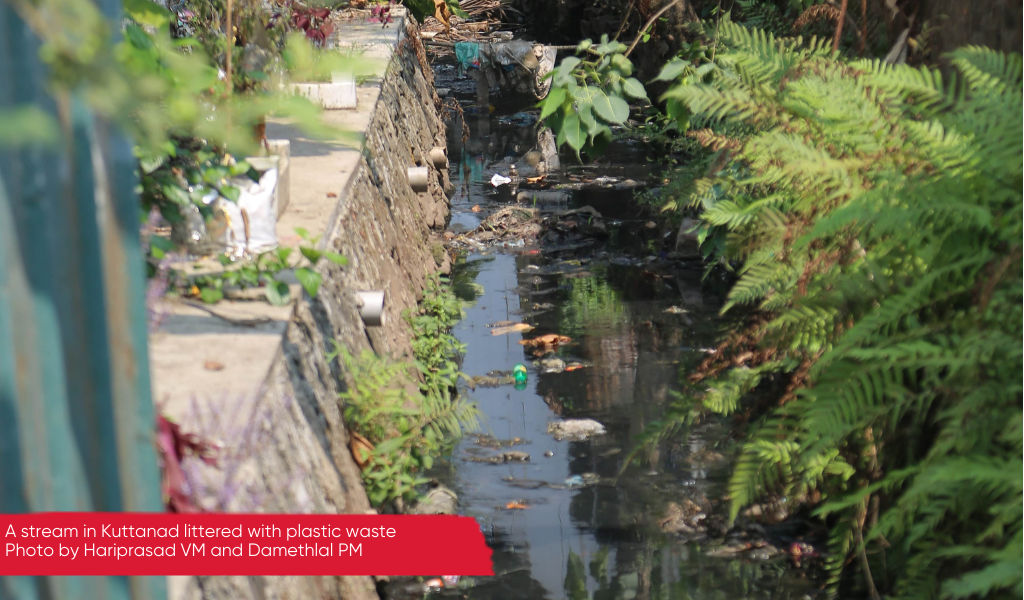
295, 267, 323, 298
219, 185, 240, 202
199, 287, 223, 304
563, 112, 586, 151
324, 252, 348, 266
665, 99, 689, 121
203, 166, 228, 184
540, 87, 566, 120
655, 58, 689, 82
622, 77, 648, 100
162, 183, 190, 206
265, 280, 290, 305
149, 236, 173, 259
300, 246, 323, 263
611, 54, 633, 76
592, 90, 629, 124
124, 24, 154, 50
578, 102, 599, 135
229, 160, 251, 176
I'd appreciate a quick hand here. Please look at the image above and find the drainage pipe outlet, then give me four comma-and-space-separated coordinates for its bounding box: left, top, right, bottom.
408, 166, 429, 193
356, 291, 386, 326
429, 147, 448, 169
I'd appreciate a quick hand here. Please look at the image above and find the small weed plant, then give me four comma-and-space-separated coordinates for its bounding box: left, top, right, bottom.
336, 276, 478, 507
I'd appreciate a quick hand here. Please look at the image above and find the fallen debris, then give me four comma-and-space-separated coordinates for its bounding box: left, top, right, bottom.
408, 484, 458, 515
547, 418, 606, 441
660, 499, 708, 537
519, 333, 571, 356
490, 323, 534, 336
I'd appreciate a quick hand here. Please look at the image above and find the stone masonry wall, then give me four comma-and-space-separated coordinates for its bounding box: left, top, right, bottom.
172, 16, 451, 600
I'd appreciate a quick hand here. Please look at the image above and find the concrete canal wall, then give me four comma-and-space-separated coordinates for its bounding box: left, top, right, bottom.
149, 10, 450, 600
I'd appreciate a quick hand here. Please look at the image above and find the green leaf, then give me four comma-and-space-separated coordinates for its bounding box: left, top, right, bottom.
563, 112, 586, 151
665, 99, 689, 121
219, 185, 240, 203
578, 102, 599, 135
622, 77, 648, 100
199, 287, 223, 304
162, 183, 190, 206
374, 435, 410, 456
592, 90, 630, 124
655, 58, 688, 82
324, 252, 348, 266
299, 246, 323, 263
611, 54, 633, 76
265, 280, 290, 306
229, 160, 251, 176
295, 268, 323, 298
294, 227, 310, 239
149, 236, 173, 259
124, 24, 155, 50
540, 87, 566, 120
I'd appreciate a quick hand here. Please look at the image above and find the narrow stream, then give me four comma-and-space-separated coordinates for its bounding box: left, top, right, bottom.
416, 58, 820, 600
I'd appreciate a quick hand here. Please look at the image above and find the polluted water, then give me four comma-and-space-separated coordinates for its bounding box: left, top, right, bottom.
382, 48, 832, 600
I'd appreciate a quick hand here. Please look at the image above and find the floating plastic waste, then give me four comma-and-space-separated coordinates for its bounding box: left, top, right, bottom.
513, 364, 528, 386
490, 173, 512, 187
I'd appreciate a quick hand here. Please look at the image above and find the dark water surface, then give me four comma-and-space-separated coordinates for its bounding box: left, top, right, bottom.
417, 66, 819, 600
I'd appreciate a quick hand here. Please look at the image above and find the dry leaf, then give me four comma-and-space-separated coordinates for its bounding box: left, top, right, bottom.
525, 175, 545, 184
519, 334, 572, 347
490, 323, 534, 336
203, 360, 225, 371
327, 192, 337, 198
471, 204, 482, 212
349, 431, 374, 470
505, 501, 530, 510
433, 0, 451, 31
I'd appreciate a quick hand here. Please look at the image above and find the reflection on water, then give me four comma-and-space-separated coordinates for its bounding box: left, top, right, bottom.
423, 82, 820, 600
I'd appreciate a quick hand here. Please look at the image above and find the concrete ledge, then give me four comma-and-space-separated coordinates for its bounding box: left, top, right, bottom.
291, 79, 358, 109
153, 10, 452, 600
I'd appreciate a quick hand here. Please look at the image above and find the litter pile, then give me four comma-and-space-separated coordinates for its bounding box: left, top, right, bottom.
446, 206, 542, 249
541, 206, 608, 245
451, 38, 558, 99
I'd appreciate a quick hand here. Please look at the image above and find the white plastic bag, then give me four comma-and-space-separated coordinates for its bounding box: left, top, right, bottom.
219, 168, 279, 257
490, 173, 512, 187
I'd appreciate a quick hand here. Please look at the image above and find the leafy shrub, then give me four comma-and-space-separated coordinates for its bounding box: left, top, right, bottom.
637, 20, 1022, 599
339, 277, 479, 507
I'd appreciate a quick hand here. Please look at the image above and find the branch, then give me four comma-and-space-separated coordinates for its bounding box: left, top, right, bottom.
625, 0, 682, 58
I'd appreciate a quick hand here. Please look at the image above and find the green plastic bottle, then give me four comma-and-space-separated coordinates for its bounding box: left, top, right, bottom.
513, 364, 528, 386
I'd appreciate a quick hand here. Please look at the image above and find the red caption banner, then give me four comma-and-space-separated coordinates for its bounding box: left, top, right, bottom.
2, 513, 493, 576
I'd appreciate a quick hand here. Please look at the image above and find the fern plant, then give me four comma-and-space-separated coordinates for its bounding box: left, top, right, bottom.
640, 19, 1022, 600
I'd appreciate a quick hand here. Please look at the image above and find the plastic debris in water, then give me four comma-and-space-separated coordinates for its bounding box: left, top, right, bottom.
513, 364, 528, 385
442, 576, 460, 586
565, 474, 585, 487
425, 578, 444, 590
491, 173, 512, 187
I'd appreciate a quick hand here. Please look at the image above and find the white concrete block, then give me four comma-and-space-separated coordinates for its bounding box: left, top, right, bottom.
290, 73, 357, 110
